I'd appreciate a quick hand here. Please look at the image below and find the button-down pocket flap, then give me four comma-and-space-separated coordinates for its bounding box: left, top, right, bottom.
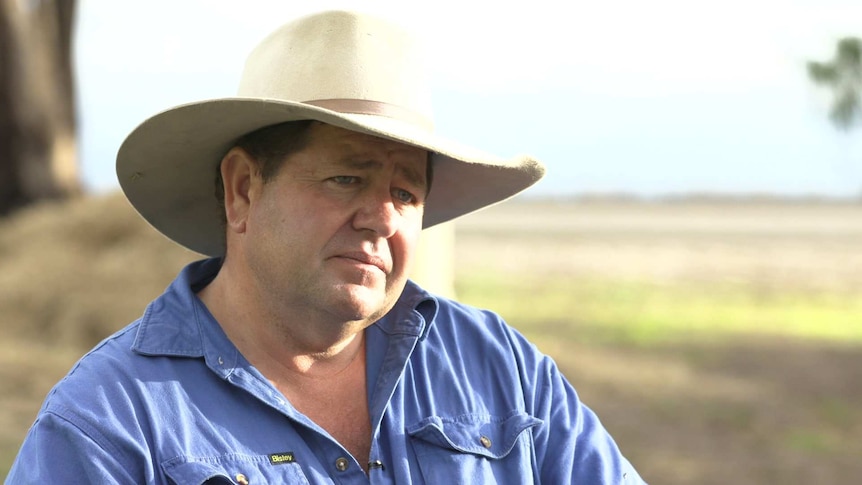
162, 460, 234, 484
408, 412, 542, 459
162, 454, 310, 485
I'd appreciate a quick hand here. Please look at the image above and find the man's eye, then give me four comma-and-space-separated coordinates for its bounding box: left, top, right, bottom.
331, 176, 359, 185
393, 188, 416, 204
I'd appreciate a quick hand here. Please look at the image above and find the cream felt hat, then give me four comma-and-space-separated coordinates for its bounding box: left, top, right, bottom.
117, 10, 545, 257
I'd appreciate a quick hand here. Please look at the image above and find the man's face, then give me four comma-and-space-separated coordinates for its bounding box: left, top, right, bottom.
242, 122, 427, 326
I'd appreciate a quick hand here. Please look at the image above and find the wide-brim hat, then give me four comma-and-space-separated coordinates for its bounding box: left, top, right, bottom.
117, 10, 545, 257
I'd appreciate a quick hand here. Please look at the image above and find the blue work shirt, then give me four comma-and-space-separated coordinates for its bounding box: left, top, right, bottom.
8, 258, 645, 484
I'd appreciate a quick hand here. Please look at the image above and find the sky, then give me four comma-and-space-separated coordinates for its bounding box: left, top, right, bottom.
73, 0, 862, 198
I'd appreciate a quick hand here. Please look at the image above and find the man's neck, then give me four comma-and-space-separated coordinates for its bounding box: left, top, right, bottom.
196, 264, 367, 379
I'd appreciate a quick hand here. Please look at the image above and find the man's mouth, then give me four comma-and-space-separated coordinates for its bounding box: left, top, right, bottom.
336, 252, 388, 273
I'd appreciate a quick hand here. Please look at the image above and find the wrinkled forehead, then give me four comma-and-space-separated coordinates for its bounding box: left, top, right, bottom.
305, 122, 431, 187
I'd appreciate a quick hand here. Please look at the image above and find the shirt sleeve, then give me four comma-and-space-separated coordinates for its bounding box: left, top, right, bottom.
6, 409, 140, 484
504, 326, 647, 484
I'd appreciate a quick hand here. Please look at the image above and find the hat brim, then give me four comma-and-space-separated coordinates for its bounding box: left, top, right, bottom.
117, 98, 545, 257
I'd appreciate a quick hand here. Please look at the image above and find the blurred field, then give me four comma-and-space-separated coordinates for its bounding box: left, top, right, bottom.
1, 193, 861, 483
456, 198, 862, 484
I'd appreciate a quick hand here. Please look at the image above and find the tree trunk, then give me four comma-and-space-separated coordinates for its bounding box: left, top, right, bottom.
0, 0, 79, 216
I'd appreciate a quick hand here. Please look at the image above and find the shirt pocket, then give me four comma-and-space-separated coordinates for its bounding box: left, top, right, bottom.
161, 453, 310, 485
407, 411, 542, 485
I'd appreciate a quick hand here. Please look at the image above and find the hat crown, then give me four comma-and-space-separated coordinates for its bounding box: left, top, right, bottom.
237, 11, 434, 127
117, 9, 544, 258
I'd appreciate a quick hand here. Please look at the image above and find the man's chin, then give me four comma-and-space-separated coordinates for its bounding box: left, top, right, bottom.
327, 284, 390, 322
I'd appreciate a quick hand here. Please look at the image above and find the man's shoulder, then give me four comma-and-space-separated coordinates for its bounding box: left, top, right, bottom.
419, 292, 538, 357
429, 293, 511, 331
42, 321, 142, 405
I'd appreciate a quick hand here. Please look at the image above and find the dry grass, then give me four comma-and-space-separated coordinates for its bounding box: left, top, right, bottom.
1, 194, 861, 483
0, 193, 200, 348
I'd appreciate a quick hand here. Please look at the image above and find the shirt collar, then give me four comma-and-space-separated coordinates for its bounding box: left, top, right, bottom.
131, 258, 441, 359
131, 258, 227, 360
372, 279, 439, 341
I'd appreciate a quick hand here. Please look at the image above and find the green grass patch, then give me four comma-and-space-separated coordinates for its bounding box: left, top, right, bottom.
784, 429, 841, 454
455, 271, 862, 345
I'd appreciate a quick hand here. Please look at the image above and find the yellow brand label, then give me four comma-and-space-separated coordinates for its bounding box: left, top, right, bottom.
269, 452, 295, 465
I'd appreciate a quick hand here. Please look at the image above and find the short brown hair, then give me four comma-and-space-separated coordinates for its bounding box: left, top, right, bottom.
214, 120, 315, 211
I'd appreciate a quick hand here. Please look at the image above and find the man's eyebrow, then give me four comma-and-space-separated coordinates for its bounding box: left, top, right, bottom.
337, 158, 427, 190
340, 158, 380, 170
395, 163, 427, 191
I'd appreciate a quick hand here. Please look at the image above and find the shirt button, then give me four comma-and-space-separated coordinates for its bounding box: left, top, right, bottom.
480, 435, 492, 448
235, 473, 249, 485
335, 457, 349, 472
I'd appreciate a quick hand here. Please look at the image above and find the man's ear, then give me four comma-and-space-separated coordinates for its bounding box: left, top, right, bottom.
220, 147, 260, 235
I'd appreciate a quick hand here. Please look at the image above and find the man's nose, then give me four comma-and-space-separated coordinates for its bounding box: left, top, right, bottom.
352, 188, 400, 238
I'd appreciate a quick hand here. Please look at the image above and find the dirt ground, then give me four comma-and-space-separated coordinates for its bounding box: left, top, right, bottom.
455, 199, 862, 292
1, 195, 861, 483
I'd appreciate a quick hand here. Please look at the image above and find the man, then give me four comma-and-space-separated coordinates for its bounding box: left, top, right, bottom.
8, 10, 645, 484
